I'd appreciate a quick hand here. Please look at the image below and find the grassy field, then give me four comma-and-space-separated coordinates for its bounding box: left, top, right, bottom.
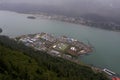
53, 43, 68, 51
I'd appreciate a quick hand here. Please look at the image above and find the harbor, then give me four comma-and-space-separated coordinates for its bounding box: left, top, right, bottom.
15, 32, 92, 59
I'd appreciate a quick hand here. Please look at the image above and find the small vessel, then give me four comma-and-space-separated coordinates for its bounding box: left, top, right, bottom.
103, 68, 116, 76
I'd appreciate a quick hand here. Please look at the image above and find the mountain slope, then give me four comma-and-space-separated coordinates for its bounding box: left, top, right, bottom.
0, 35, 109, 80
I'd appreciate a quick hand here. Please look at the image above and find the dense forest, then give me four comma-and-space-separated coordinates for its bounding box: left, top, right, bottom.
0, 35, 109, 80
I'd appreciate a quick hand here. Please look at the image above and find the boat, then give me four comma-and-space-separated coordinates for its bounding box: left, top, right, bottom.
103, 68, 116, 76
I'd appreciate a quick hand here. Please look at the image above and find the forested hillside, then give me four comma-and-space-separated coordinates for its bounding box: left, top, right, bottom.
0, 35, 109, 80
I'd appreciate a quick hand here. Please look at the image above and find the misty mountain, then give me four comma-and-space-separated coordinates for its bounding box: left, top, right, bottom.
0, 0, 120, 24
81, 14, 120, 24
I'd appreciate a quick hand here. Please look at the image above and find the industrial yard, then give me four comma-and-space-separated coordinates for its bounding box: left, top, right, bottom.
15, 32, 92, 59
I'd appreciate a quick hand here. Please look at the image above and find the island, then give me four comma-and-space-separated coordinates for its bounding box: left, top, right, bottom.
15, 32, 92, 59
27, 16, 36, 19
0, 28, 2, 33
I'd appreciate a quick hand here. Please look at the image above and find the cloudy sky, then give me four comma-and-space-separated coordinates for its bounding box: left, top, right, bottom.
0, 0, 120, 19
0, 0, 120, 8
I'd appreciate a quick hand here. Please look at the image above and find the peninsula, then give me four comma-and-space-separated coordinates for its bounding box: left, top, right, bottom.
15, 32, 92, 59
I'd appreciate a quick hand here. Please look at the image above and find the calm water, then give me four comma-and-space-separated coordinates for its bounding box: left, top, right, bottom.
0, 11, 120, 74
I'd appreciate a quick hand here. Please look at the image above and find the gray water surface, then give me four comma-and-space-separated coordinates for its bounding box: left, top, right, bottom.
0, 11, 120, 74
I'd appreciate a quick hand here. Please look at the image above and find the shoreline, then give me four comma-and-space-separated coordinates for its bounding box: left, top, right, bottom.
1, 10, 120, 32
25, 12, 120, 32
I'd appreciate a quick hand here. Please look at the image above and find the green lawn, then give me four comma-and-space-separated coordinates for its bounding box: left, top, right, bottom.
54, 43, 68, 51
